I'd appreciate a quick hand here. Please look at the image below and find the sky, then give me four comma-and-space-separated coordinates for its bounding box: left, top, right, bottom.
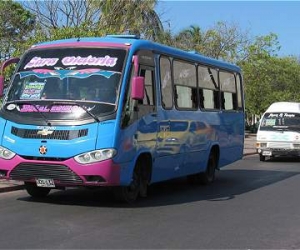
155, 1, 300, 57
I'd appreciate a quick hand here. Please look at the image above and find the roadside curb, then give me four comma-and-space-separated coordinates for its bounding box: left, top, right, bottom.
0, 184, 25, 193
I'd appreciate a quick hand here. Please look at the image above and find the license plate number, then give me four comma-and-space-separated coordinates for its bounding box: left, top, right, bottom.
262, 151, 272, 156
36, 178, 55, 188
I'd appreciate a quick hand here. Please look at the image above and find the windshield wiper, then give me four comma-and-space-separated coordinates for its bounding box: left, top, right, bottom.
7, 100, 51, 126
51, 101, 100, 122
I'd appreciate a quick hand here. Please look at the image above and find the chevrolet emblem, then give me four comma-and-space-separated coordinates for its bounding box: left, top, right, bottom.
37, 129, 54, 136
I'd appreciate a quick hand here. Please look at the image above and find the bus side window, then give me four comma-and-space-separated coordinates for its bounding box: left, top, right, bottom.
160, 56, 173, 109
139, 68, 155, 106
219, 71, 236, 111
198, 66, 219, 110
173, 60, 197, 110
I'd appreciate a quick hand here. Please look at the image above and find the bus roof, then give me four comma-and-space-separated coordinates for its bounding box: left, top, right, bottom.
265, 102, 300, 113
31, 35, 241, 72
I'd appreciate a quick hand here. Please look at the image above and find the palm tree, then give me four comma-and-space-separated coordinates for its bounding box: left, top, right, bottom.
174, 25, 203, 51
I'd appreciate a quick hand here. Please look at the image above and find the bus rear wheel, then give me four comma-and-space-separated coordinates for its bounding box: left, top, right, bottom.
187, 150, 217, 185
199, 151, 217, 185
24, 182, 51, 198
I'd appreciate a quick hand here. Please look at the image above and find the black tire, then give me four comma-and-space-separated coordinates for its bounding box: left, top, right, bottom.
24, 182, 51, 198
199, 151, 217, 185
113, 165, 141, 203
259, 154, 266, 162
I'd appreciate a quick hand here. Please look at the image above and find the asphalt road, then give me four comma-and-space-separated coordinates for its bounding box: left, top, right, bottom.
0, 154, 300, 249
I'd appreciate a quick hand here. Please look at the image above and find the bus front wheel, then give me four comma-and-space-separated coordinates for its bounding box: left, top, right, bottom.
24, 182, 51, 198
113, 165, 144, 203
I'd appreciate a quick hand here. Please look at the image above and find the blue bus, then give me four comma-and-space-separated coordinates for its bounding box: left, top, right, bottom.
0, 35, 244, 202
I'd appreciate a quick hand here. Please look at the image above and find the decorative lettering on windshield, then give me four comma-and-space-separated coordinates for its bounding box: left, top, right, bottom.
24, 55, 118, 69
20, 104, 84, 113
20, 82, 46, 100
24, 57, 59, 69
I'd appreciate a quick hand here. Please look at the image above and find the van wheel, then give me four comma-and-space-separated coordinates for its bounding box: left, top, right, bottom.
259, 154, 266, 162
24, 182, 51, 198
199, 151, 217, 185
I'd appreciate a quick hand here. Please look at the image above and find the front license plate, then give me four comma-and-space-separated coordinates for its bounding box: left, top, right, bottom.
36, 178, 55, 188
262, 151, 272, 156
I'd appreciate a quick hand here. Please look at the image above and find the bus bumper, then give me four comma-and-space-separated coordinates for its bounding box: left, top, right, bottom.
0, 156, 121, 187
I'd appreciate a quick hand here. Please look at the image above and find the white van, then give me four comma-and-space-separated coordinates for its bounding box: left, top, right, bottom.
256, 102, 300, 161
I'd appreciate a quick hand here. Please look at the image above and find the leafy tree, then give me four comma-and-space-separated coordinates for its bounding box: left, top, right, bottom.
0, 0, 35, 59
21, 0, 101, 30
239, 34, 300, 115
173, 22, 250, 63
173, 25, 202, 51
95, 0, 163, 39
21, 0, 163, 41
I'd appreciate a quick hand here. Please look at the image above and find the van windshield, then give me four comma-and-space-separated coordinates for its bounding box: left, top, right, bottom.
260, 112, 300, 132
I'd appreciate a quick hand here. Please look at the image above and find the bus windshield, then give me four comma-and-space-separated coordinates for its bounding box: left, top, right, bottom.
259, 112, 300, 132
5, 48, 126, 112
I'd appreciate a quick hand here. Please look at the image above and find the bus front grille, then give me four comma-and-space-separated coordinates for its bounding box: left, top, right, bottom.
10, 163, 83, 184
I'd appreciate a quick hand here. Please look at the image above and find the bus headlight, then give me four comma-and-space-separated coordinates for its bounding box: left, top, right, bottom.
0, 146, 16, 160
74, 149, 117, 164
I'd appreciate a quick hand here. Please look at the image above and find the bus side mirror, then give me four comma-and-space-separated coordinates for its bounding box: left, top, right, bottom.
1, 57, 20, 74
131, 76, 145, 100
0, 75, 4, 96
0, 57, 20, 96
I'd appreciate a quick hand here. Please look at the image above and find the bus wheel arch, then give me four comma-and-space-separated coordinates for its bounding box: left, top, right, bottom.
113, 152, 152, 203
